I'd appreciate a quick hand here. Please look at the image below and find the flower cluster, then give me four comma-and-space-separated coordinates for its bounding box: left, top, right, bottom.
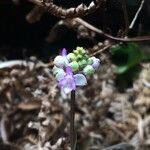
52, 47, 100, 93
67, 47, 100, 75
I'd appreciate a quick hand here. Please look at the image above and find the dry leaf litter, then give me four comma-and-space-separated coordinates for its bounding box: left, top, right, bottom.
0, 54, 149, 150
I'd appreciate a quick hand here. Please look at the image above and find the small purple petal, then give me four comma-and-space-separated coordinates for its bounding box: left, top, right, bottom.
58, 77, 66, 88
58, 75, 76, 94
61, 48, 67, 56
66, 66, 73, 76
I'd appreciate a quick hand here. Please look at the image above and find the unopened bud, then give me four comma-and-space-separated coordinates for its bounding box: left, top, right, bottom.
69, 61, 79, 72
87, 58, 93, 65
67, 53, 77, 62
83, 65, 95, 76
77, 54, 83, 60
78, 59, 87, 68
53, 56, 67, 68
76, 47, 86, 54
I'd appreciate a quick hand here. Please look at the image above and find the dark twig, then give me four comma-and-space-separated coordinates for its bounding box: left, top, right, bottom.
70, 90, 77, 150
120, 0, 129, 34
75, 18, 150, 42
90, 45, 112, 56
26, 5, 46, 23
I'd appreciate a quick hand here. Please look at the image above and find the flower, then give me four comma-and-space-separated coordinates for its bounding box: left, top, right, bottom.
52, 47, 101, 93
58, 66, 87, 94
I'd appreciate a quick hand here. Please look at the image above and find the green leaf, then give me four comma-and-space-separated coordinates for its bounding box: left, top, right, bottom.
114, 66, 128, 74
111, 43, 144, 74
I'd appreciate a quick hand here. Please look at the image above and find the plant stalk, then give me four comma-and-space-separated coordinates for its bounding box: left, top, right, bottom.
70, 90, 77, 150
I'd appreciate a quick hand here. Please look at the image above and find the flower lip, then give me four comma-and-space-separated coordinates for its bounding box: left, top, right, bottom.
58, 66, 87, 94
58, 66, 76, 93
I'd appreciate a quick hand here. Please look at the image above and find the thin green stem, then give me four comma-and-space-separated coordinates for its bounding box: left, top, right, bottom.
70, 90, 77, 150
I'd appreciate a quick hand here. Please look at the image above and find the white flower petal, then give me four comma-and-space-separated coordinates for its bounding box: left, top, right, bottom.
63, 87, 72, 94
64, 57, 69, 67
55, 71, 66, 81
54, 56, 66, 68
74, 74, 87, 86
52, 66, 64, 75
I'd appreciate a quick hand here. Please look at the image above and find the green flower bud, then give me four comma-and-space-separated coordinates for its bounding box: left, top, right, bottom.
73, 49, 79, 55
77, 54, 83, 60
76, 47, 86, 54
87, 58, 93, 65
67, 53, 76, 62
78, 59, 87, 68
69, 61, 79, 72
83, 65, 95, 76
84, 54, 89, 60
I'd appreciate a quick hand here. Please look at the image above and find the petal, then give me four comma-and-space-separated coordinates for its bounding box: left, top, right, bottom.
54, 56, 66, 68
63, 86, 73, 94
55, 71, 66, 81
61, 80, 76, 94
66, 66, 73, 75
58, 75, 76, 94
64, 57, 69, 66
91, 57, 100, 70
74, 74, 87, 86
61, 48, 67, 56
58, 78, 67, 88
52, 66, 64, 75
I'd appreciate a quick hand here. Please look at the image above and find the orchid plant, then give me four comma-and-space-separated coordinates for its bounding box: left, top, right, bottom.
52, 47, 100, 150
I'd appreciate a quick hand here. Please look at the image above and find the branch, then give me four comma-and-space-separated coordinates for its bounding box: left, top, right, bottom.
74, 18, 150, 42
90, 45, 112, 56
28, 0, 150, 42
129, 0, 145, 29
120, 0, 129, 34
28, 0, 104, 18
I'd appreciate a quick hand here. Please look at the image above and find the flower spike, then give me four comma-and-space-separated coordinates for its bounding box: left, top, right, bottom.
52, 47, 100, 93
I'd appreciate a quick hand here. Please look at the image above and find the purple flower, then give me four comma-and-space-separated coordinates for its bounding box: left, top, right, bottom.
58, 66, 87, 94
